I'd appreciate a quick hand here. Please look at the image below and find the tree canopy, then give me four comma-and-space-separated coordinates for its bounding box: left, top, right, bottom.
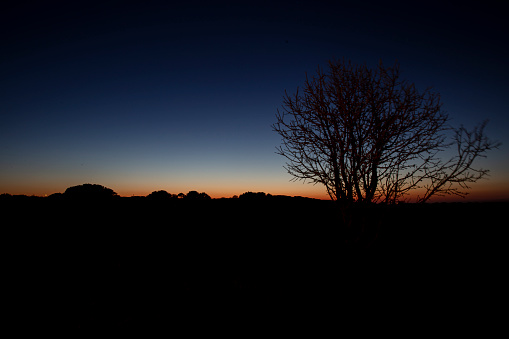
63, 184, 118, 200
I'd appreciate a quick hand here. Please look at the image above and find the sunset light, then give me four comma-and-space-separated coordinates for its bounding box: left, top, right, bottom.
1, 2, 507, 202
2, 1, 507, 331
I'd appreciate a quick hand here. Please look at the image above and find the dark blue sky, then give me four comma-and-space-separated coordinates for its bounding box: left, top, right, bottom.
1, 0, 508, 200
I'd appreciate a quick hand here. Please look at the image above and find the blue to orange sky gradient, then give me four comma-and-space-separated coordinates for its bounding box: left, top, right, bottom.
1, 1, 508, 201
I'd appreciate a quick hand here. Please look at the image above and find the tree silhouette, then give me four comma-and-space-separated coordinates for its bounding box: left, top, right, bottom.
63, 184, 118, 200
273, 59, 500, 204
147, 190, 176, 200
185, 191, 211, 200
239, 192, 270, 200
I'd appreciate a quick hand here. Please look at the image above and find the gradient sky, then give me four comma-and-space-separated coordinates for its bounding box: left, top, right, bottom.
1, 0, 508, 200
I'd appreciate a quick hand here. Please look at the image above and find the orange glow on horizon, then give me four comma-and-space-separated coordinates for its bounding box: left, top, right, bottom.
1, 179, 507, 202
105, 186, 509, 202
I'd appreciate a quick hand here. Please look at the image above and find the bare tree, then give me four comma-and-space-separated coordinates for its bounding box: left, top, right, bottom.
273, 59, 499, 204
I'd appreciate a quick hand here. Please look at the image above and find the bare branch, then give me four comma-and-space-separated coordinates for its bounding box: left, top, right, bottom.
273, 59, 500, 204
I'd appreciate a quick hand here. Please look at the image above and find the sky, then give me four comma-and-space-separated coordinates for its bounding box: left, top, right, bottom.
1, 0, 508, 201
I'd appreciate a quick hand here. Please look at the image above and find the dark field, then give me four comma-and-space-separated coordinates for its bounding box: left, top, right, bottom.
3, 196, 506, 331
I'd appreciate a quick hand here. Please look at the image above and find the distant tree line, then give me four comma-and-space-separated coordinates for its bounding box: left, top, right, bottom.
1, 184, 315, 202
147, 190, 211, 200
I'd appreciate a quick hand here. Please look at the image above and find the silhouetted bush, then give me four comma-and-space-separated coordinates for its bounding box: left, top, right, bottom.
0, 193, 12, 200
147, 190, 176, 200
185, 191, 211, 200
63, 183, 118, 200
47, 193, 63, 200
239, 192, 271, 200
0, 193, 39, 202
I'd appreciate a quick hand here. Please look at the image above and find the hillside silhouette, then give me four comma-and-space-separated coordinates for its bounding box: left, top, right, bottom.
1, 184, 506, 330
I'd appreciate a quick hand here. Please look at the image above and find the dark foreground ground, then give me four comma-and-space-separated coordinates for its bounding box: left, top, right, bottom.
2, 197, 507, 332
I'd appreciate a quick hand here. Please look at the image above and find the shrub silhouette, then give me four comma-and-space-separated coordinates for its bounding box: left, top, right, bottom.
63, 184, 118, 200
185, 191, 211, 200
147, 190, 176, 200
0, 193, 12, 200
239, 192, 270, 200
47, 193, 63, 199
